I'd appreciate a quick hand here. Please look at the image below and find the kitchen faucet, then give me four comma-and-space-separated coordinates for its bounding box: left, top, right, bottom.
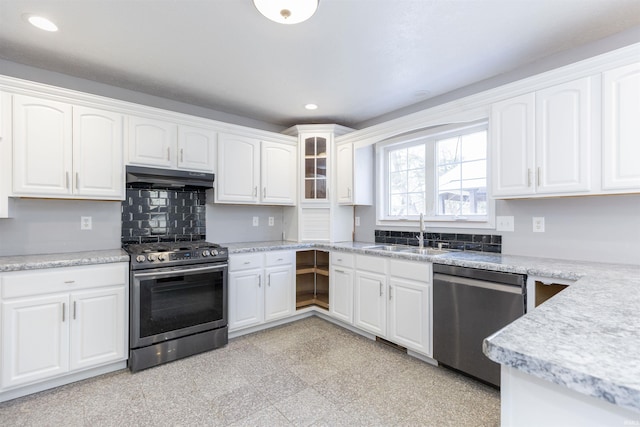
416, 213, 425, 249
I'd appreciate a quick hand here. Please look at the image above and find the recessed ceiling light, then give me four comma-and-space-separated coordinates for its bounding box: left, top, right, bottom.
305, 104, 318, 110
25, 15, 58, 32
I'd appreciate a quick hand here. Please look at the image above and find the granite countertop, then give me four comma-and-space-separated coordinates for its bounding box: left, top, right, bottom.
0, 249, 130, 272
224, 240, 640, 412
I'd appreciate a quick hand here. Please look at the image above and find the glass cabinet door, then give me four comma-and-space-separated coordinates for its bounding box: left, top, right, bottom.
304, 136, 328, 200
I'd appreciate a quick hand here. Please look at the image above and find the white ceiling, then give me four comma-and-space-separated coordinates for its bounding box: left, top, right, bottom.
1, 0, 639, 129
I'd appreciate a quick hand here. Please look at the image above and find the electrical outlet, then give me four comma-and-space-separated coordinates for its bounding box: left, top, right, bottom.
80, 216, 92, 230
268, 217, 274, 226
252, 216, 259, 227
355, 216, 361, 227
533, 217, 545, 233
496, 216, 514, 232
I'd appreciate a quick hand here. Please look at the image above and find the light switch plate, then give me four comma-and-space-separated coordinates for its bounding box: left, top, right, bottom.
496, 216, 514, 232
252, 216, 259, 227
268, 217, 274, 226
80, 216, 92, 230
355, 216, 361, 227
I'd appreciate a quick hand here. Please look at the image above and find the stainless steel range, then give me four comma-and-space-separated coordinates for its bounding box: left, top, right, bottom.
124, 241, 228, 372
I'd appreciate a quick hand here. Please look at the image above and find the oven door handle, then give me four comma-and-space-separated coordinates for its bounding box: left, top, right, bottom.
133, 264, 228, 279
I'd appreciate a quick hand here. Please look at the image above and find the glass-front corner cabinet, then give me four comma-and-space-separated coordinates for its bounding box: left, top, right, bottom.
303, 135, 328, 201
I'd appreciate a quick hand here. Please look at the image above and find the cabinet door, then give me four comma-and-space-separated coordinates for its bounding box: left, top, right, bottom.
177, 125, 216, 172
602, 62, 640, 191
228, 269, 263, 330
1, 294, 69, 388
261, 141, 296, 205
128, 116, 177, 168
354, 270, 386, 336
264, 265, 294, 322
302, 134, 330, 202
336, 143, 354, 204
216, 133, 260, 203
73, 106, 124, 199
388, 278, 431, 356
69, 286, 126, 371
536, 78, 592, 194
330, 266, 353, 324
12, 94, 72, 196
491, 93, 536, 197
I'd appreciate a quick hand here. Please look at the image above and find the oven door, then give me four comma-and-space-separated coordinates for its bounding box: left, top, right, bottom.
131, 263, 227, 348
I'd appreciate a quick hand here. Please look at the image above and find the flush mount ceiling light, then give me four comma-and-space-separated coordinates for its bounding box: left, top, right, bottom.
253, 0, 319, 25
304, 103, 318, 110
24, 14, 58, 32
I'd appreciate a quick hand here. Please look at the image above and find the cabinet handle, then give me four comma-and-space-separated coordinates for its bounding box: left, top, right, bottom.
167, 147, 171, 161
258, 276, 261, 287
277, 258, 283, 261
75, 172, 79, 190
65, 172, 70, 189
243, 261, 251, 265
389, 286, 393, 300
335, 269, 345, 274
527, 169, 532, 187
537, 167, 541, 187
64, 280, 75, 284
348, 187, 351, 198
254, 186, 258, 197
263, 187, 266, 199
62, 302, 66, 322
379, 282, 383, 297
73, 301, 77, 320
267, 274, 271, 287
180, 148, 184, 163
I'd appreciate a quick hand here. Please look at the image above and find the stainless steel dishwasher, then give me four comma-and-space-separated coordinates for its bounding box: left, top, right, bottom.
433, 264, 526, 387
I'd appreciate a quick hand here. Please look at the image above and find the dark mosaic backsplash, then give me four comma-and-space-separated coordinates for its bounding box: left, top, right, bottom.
122, 185, 206, 244
375, 230, 502, 253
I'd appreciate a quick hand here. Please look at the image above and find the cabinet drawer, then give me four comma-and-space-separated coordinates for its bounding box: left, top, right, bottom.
1, 263, 128, 299
265, 251, 294, 266
331, 252, 354, 268
229, 253, 264, 272
356, 255, 387, 274
390, 260, 432, 282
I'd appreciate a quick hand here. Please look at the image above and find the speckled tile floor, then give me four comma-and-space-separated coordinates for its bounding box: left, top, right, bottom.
0, 316, 500, 426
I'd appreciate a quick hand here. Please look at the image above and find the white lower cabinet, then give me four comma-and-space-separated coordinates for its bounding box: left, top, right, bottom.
228, 251, 294, 331
329, 252, 354, 324
0, 263, 128, 390
352, 254, 432, 356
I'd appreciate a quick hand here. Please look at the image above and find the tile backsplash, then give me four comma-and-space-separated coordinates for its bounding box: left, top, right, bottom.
121, 186, 206, 244
375, 230, 502, 253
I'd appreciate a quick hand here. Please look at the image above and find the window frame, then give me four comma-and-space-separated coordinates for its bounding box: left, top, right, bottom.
376, 121, 495, 229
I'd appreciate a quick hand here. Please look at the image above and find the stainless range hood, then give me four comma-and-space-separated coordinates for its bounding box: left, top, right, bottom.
126, 166, 214, 188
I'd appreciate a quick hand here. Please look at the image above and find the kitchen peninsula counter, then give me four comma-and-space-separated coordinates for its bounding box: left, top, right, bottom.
225, 240, 640, 416
0, 249, 129, 272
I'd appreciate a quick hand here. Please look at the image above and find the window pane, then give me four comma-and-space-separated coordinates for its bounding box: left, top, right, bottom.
389, 171, 407, 194
389, 194, 407, 216
389, 148, 407, 173
407, 193, 425, 216
407, 145, 425, 170
316, 138, 327, 157
305, 159, 315, 178
316, 158, 327, 179
460, 160, 486, 189
461, 131, 487, 161
305, 138, 315, 156
305, 179, 315, 199
439, 190, 462, 216
316, 179, 326, 199
407, 169, 425, 193
437, 137, 460, 165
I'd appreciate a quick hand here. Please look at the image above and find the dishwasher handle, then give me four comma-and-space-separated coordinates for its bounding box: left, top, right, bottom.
434, 273, 523, 295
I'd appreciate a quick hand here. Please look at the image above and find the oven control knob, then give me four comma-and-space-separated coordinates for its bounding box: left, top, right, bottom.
202, 250, 210, 257
158, 253, 168, 261
136, 255, 146, 263
148, 254, 157, 262
212, 249, 219, 256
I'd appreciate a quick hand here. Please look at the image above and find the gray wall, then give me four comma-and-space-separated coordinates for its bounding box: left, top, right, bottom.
205, 202, 289, 244
355, 194, 640, 266
0, 198, 121, 256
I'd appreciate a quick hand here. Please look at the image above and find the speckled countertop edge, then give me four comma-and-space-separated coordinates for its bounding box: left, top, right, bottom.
224, 240, 640, 412
0, 249, 130, 272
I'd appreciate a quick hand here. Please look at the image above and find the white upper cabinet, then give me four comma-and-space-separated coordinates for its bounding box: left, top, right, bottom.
491, 77, 593, 198
12, 94, 124, 200
127, 115, 177, 169
216, 133, 296, 205
261, 141, 296, 205
301, 133, 330, 204
535, 78, 592, 194
336, 142, 373, 205
602, 62, 640, 191
177, 125, 216, 172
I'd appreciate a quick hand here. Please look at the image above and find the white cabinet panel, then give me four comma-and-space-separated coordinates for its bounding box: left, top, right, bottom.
178, 125, 215, 172
388, 278, 431, 356
69, 286, 126, 371
330, 265, 353, 324
336, 143, 373, 205
336, 143, 353, 204
216, 133, 260, 203
229, 269, 263, 330
264, 265, 294, 321
536, 78, 592, 194
354, 270, 386, 336
12, 95, 72, 196
602, 62, 640, 191
73, 106, 124, 199
261, 141, 296, 205
128, 116, 176, 168
1, 294, 69, 388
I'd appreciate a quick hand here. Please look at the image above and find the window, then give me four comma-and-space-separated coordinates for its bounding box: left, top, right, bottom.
379, 122, 493, 227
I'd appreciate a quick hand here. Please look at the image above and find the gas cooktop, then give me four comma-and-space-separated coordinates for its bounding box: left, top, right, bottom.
124, 241, 228, 270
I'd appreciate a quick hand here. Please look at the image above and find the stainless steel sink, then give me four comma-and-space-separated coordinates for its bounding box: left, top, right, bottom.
362, 244, 402, 251
361, 244, 450, 255
399, 247, 450, 255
